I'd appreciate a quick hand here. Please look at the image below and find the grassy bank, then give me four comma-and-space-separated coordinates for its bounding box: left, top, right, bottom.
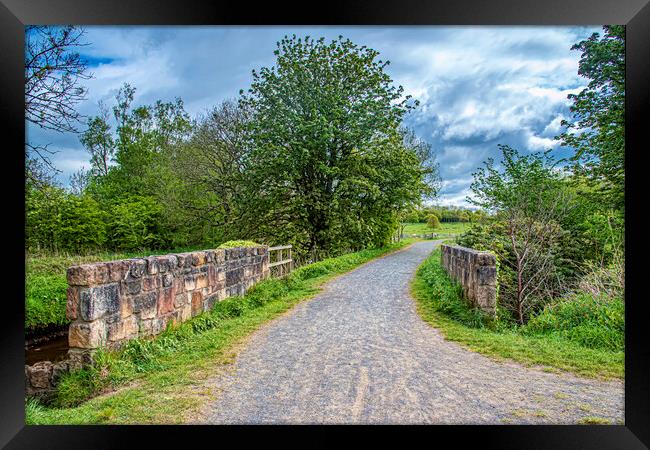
26, 239, 414, 424
411, 248, 624, 380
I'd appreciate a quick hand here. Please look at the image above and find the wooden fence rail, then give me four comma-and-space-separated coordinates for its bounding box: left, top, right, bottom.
268, 245, 293, 278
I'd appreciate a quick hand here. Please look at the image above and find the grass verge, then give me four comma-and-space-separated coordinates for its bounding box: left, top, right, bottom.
26, 239, 415, 424
411, 248, 624, 380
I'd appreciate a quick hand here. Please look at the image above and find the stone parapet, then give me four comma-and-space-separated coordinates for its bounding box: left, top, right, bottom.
65, 246, 270, 355
440, 244, 497, 315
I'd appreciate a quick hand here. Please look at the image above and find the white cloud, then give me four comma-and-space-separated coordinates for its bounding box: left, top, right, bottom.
27, 25, 601, 206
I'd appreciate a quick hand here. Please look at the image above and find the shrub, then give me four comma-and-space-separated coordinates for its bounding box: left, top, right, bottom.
217, 240, 263, 248
524, 293, 624, 351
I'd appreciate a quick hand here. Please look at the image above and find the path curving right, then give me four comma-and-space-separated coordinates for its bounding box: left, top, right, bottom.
202, 240, 624, 424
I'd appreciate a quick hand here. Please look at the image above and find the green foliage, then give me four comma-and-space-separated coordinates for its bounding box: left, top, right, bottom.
217, 240, 263, 248
105, 196, 165, 251
237, 35, 435, 258
426, 213, 441, 229
557, 26, 625, 211
524, 293, 624, 351
25, 274, 68, 332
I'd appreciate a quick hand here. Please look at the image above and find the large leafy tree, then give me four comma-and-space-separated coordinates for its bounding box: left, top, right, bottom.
239, 35, 435, 258
558, 25, 625, 211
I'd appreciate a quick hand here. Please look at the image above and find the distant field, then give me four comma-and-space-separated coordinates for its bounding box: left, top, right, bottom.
401, 222, 471, 236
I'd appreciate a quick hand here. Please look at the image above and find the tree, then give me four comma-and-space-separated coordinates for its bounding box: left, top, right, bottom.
25, 26, 92, 177
238, 35, 434, 258
80, 102, 115, 177
426, 213, 441, 229
557, 25, 625, 211
468, 145, 573, 324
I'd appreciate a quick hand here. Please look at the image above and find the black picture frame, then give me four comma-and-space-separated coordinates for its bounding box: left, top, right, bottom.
2, 0, 648, 447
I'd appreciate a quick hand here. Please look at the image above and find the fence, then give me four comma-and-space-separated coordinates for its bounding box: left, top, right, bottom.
268, 245, 293, 278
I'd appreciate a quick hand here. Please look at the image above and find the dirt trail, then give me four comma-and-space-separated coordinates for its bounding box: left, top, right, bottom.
201, 240, 624, 424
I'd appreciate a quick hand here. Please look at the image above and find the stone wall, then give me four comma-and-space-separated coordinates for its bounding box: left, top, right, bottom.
65, 246, 269, 364
440, 244, 497, 315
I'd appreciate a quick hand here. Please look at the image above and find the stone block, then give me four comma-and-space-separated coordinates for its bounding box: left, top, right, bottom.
184, 275, 196, 291
476, 266, 497, 285
142, 276, 160, 291
139, 318, 155, 336
79, 283, 120, 321
196, 273, 208, 289
146, 257, 159, 275
108, 261, 130, 282
157, 287, 175, 315
191, 291, 203, 316
133, 292, 157, 319
123, 279, 142, 295
180, 302, 192, 321
27, 361, 53, 389
69, 320, 107, 348
128, 259, 147, 278
107, 316, 139, 342
120, 295, 134, 319
162, 273, 174, 288
66, 287, 79, 320
175, 292, 189, 308
67, 263, 109, 286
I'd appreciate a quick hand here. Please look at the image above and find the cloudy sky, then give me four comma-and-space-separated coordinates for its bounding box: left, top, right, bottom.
27, 25, 602, 207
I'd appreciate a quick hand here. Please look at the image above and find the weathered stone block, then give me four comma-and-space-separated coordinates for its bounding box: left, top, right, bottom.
157, 287, 175, 315
66, 287, 79, 320
191, 291, 203, 316
79, 283, 120, 321
67, 263, 109, 286
196, 273, 208, 289
108, 260, 129, 282
142, 276, 160, 291
27, 361, 53, 389
69, 320, 107, 348
146, 257, 159, 275
162, 273, 174, 288
107, 316, 139, 342
129, 259, 147, 278
184, 275, 196, 291
174, 292, 189, 308
120, 295, 134, 319
133, 292, 157, 319
476, 266, 497, 285
124, 279, 142, 295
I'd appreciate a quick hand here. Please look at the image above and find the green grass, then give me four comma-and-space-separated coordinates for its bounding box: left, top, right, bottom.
401, 221, 471, 237
26, 239, 415, 424
411, 248, 624, 380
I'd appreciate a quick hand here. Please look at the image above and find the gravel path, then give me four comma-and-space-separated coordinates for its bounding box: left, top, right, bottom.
202, 240, 624, 424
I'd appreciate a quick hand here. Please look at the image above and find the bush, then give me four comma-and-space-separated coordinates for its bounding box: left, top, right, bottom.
106, 196, 164, 251
217, 240, 263, 248
524, 293, 624, 351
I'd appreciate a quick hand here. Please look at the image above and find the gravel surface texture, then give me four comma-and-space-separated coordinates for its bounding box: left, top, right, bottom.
202, 240, 624, 424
